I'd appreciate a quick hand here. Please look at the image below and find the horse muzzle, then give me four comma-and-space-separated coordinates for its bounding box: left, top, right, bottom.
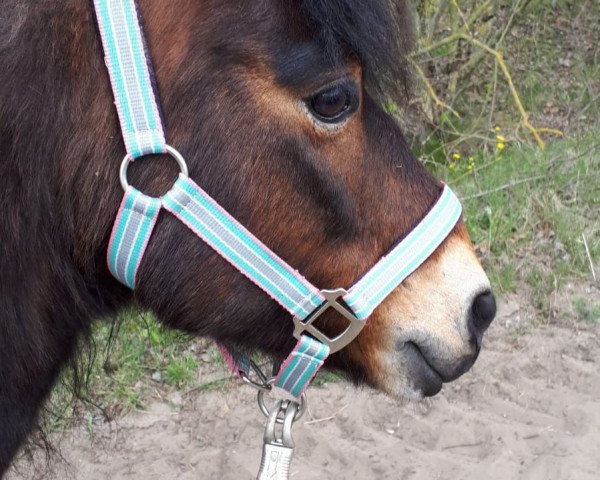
395, 290, 496, 396
374, 232, 496, 399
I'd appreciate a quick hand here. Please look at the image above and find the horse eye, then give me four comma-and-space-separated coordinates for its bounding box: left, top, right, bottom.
308, 84, 355, 123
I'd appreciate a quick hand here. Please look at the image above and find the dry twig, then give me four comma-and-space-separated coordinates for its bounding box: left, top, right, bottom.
581, 233, 597, 282
412, 1, 565, 149
304, 404, 349, 426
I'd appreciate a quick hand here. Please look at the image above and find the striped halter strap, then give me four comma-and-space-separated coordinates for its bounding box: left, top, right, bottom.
93, 0, 462, 399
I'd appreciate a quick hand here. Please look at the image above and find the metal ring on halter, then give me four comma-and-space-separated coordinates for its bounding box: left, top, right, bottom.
257, 378, 307, 423
119, 145, 189, 192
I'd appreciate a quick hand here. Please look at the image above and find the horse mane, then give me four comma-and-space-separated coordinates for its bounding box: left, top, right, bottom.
299, 0, 415, 102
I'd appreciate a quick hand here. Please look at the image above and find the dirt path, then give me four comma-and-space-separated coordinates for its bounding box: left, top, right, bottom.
9, 296, 600, 480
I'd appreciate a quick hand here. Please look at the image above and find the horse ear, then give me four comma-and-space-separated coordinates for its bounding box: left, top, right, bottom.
385, 0, 418, 99
388, 0, 414, 48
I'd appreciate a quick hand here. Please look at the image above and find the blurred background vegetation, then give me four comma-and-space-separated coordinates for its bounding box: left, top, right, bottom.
405, 0, 598, 306
38, 0, 599, 438
407, 0, 598, 155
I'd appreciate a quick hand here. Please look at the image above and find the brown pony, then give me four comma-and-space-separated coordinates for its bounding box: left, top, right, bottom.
0, 0, 496, 475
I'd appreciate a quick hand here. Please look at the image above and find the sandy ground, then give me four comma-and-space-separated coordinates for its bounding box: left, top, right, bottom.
8, 294, 600, 480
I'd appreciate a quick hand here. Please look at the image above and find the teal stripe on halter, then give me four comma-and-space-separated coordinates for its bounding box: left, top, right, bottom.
162, 194, 304, 315
121, 2, 161, 135
274, 337, 313, 389
108, 188, 161, 289
108, 190, 137, 277
344, 186, 453, 305
95, 1, 137, 151
274, 335, 330, 398
350, 194, 462, 318
290, 340, 329, 397
125, 196, 161, 287
175, 179, 316, 300
343, 185, 461, 319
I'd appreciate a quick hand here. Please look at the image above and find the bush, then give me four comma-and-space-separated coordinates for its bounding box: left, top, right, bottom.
405, 0, 594, 162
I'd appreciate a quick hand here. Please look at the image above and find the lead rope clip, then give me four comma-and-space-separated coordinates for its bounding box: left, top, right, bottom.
257, 400, 298, 480
243, 362, 306, 479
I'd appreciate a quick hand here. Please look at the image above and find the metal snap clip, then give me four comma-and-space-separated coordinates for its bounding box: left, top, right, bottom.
240, 359, 272, 392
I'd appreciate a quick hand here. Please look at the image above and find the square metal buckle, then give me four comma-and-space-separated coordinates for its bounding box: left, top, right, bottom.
292, 288, 365, 354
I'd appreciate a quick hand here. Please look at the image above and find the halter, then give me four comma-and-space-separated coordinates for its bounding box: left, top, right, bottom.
93, 0, 462, 399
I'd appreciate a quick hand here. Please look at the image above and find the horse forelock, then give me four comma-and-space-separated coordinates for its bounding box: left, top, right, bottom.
297, 0, 415, 102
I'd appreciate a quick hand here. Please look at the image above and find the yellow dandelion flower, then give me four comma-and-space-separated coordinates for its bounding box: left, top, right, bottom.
494, 126, 501, 132
497, 142, 505, 151
496, 135, 506, 142
468, 156, 475, 162
449, 163, 456, 171
452, 153, 461, 160
467, 164, 474, 173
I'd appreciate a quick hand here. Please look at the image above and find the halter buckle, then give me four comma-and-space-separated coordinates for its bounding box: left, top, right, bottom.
292, 288, 364, 354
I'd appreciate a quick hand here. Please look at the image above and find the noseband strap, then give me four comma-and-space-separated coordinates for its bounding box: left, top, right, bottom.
93, 0, 462, 398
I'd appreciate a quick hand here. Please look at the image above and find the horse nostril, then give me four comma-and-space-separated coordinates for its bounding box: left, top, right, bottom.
471, 290, 497, 335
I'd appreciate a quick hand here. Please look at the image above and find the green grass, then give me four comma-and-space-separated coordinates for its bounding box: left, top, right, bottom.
573, 297, 600, 326
491, 263, 518, 294
98, 311, 199, 393
165, 355, 198, 388
311, 370, 346, 388
436, 134, 600, 316
43, 311, 230, 432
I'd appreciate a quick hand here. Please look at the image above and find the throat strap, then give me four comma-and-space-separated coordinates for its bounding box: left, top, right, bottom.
94, 0, 463, 399
107, 188, 161, 289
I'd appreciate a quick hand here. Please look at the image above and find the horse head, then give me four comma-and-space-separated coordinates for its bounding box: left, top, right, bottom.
103, 0, 495, 398
0, 1, 495, 473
